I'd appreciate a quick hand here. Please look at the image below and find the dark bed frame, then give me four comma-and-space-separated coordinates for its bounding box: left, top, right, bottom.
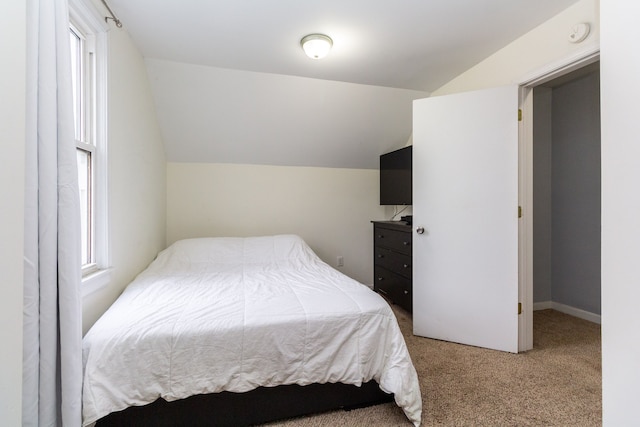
95, 380, 393, 426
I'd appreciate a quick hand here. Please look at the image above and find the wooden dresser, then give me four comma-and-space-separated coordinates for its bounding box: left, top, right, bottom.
372, 221, 412, 313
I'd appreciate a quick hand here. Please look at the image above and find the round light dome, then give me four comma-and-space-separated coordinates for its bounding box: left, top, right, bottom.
300, 34, 333, 59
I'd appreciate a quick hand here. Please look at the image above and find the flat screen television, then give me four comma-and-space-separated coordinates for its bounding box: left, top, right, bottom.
379, 146, 412, 205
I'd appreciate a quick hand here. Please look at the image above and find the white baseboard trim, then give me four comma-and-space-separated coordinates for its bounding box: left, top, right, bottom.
533, 300, 601, 324
532, 301, 554, 311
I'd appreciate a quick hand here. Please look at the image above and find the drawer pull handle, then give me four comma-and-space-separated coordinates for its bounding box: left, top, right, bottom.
379, 289, 388, 295
403, 264, 410, 268
377, 235, 384, 239
403, 241, 410, 246
377, 277, 384, 281
404, 290, 409, 295
377, 254, 383, 258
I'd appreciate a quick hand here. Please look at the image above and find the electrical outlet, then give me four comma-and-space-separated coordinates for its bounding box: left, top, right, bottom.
337, 256, 344, 267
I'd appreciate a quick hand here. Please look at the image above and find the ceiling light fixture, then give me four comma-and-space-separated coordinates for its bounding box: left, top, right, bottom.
300, 34, 333, 59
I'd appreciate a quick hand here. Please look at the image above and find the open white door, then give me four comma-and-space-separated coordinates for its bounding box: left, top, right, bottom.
412, 86, 519, 353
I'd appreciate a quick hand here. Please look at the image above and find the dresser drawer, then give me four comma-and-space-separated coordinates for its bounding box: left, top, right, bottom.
374, 227, 411, 255
374, 246, 412, 279
374, 265, 412, 313
372, 221, 412, 313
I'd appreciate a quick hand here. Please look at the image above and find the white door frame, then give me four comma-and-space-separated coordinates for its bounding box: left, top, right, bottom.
517, 45, 600, 352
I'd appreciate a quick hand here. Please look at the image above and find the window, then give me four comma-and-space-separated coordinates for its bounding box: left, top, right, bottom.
69, 0, 109, 292
69, 23, 94, 268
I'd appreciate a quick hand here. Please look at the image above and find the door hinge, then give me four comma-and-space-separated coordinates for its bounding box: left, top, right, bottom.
518, 109, 522, 121
518, 302, 522, 315
518, 206, 522, 218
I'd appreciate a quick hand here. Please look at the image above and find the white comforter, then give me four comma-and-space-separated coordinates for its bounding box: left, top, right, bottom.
82, 235, 422, 426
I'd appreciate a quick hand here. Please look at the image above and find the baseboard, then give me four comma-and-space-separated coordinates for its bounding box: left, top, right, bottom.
533, 301, 601, 324
532, 301, 553, 311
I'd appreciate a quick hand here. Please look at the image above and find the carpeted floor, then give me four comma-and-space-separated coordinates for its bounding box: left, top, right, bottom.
266, 307, 601, 426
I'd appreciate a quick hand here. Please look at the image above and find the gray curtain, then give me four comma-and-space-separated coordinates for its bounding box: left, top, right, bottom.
23, 0, 83, 425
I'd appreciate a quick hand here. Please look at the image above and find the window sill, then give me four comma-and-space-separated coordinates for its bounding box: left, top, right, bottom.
82, 268, 112, 298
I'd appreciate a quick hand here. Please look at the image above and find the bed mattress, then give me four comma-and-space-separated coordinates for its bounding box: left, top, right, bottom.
82, 235, 422, 426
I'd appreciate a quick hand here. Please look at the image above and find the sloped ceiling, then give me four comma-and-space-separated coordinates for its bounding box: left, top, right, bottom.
146, 59, 427, 169
105, 0, 581, 169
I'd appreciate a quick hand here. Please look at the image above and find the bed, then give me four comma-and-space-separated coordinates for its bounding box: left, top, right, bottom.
82, 234, 422, 426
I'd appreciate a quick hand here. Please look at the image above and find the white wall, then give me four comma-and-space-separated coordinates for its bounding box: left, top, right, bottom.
600, 1, 640, 425
433, 0, 600, 96
0, 0, 25, 424
145, 59, 428, 170
167, 163, 385, 284
82, 26, 167, 334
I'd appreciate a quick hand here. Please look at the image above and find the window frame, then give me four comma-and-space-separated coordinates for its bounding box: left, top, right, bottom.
69, 0, 110, 296
70, 22, 96, 272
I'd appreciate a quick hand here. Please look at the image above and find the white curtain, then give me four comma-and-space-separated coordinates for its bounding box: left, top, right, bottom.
23, 0, 83, 425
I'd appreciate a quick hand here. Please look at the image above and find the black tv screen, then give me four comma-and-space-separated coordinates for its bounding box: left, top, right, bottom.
380, 146, 412, 205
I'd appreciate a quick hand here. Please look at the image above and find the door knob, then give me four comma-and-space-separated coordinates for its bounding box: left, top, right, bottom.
416, 226, 425, 235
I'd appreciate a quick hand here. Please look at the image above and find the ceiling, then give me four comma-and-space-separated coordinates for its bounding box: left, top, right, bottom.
106, 0, 580, 92
103, 0, 582, 169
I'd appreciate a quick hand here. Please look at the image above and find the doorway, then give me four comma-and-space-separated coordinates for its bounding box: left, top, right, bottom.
517, 58, 601, 352
532, 62, 601, 326
518, 51, 601, 351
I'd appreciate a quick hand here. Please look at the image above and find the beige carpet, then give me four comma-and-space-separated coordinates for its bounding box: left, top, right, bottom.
266, 308, 601, 426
